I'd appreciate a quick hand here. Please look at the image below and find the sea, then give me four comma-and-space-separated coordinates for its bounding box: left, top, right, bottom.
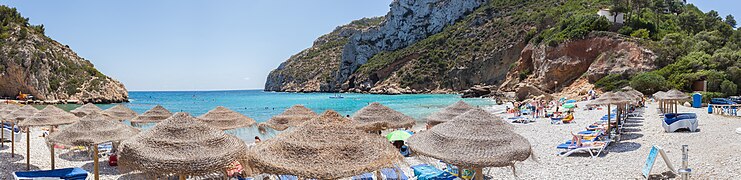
50, 90, 502, 141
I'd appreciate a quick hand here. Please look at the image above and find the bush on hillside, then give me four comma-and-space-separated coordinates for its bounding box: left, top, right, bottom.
630, 72, 668, 95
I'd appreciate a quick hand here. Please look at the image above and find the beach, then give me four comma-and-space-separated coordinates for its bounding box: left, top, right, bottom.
2, 101, 740, 179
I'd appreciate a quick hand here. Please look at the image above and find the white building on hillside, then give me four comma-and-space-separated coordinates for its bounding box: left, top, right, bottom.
598, 9, 624, 24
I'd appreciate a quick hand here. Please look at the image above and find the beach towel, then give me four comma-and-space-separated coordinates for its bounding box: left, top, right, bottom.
381, 167, 408, 180
14, 168, 88, 180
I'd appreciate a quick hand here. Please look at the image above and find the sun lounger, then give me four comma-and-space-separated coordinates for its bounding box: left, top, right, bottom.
14, 167, 89, 180
557, 139, 610, 158
352, 173, 374, 180
2, 125, 23, 142
662, 113, 698, 132
381, 167, 408, 180
411, 164, 456, 180
279, 175, 298, 180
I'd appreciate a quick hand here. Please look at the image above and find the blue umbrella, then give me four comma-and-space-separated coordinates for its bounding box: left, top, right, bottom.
565, 99, 577, 103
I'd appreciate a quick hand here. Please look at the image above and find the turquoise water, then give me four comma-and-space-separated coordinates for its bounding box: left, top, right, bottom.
113, 90, 497, 122
54, 90, 498, 141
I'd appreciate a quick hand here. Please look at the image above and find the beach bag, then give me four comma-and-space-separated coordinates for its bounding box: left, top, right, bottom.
108, 154, 118, 166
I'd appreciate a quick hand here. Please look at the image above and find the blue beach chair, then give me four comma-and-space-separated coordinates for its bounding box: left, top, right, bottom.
279, 175, 298, 180
411, 164, 456, 180
352, 173, 374, 180
381, 166, 409, 180
14, 168, 89, 180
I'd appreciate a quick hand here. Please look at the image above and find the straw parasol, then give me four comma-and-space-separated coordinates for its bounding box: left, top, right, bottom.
424, 101, 474, 126
408, 109, 531, 179
246, 110, 403, 179
662, 89, 689, 114
588, 92, 629, 138
197, 106, 256, 130
352, 102, 416, 132
663, 89, 689, 100
130, 105, 173, 124
119, 112, 248, 178
47, 111, 139, 180
261, 105, 318, 131
17, 105, 79, 170
103, 104, 138, 121
4, 105, 38, 158
70, 103, 103, 117
0, 105, 19, 147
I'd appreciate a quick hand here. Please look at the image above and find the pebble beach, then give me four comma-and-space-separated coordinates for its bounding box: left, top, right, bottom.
1, 101, 740, 179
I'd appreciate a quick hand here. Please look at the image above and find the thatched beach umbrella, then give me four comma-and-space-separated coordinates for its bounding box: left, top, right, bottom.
119, 112, 247, 179
352, 102, 416, 132
588, 92, 629, 138
246, 110, 403, 179
408, 109, 531, 179
130, 105, 173, 124
103, 104, 138, 121
653, 91, 667, 113
424, 101, 474, 127
19, 105, 79, 170
261, 105, 318, 131
70, 103, 103, 117
5, 105, 38, 158
197, 106, 256, 130
663, 89, 689, 114
0, 104, 19, 148
47, 111, 139, 180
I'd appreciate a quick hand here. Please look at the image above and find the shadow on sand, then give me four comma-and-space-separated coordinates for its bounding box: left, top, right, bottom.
619, 133, 644, 141
0, 162, 41, 178
58, 150, 93, 161
82, 160, 120, 175
606, 141, 641, 153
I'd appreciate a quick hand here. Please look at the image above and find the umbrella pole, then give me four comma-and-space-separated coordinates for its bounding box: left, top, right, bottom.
474, 167, 484, 180
607, 105, 611, 139
179, 175, 186, 180
376, 170, 382, 180
1, 119, 4, 147
26, 127, 30, 170
224, 169, 229, 180
11, 121, 15, 157
94, 145, 100, 180
50, 126, 55, 170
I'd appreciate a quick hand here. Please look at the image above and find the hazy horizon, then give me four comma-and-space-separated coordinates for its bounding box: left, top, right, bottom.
1, 0, 737, 91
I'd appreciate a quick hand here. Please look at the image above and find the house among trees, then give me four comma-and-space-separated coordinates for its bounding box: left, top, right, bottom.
598, 8, 624, 24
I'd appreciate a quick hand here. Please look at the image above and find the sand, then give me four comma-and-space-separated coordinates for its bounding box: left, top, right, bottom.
1, 101, 740, 179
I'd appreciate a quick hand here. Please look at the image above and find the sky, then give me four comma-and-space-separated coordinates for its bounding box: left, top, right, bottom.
1, 1, 737, 91
2, 0, 392, 91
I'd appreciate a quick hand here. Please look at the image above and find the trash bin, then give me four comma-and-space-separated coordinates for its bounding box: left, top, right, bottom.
692, 93, 702, 108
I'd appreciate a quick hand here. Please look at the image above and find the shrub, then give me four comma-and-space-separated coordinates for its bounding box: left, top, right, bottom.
720, 80, 738, 96
699, 91, 725, 103
630, 29, 650, 39
595, 74, 631, 91
630, 72, 668, 95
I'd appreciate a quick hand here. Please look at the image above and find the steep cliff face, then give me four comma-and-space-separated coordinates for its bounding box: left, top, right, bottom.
264, 18, 383, 92
266, 0, 658, 95
0, 7, 128, 103
338, 0, 488, 88
499, 32, 656, 99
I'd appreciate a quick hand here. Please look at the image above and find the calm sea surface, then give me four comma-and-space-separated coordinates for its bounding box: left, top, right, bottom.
49, 90, 500, 141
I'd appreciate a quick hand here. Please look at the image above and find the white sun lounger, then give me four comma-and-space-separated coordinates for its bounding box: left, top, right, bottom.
557, 139, 610, 158
2, 126, 23, 142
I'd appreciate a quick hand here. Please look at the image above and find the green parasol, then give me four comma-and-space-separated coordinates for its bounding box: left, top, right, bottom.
561, 103, 576, 109
386, 130, 413, 142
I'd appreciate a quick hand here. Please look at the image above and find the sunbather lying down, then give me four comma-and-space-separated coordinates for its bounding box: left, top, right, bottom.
569, 132, 606, 147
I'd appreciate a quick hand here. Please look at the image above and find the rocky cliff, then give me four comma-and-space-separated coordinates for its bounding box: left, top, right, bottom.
0, 6, 128, 103
499, 32, 656, 100
264, 17, 383, 92
266, 0, 658, 95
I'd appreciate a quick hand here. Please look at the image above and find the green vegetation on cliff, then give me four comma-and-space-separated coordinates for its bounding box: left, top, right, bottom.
590, 1, 741, 97
0, 6, 128, 102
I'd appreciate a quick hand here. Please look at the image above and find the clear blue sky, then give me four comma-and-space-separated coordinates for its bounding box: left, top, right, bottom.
1, 1, 736, 91
2, 0, 392, 91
